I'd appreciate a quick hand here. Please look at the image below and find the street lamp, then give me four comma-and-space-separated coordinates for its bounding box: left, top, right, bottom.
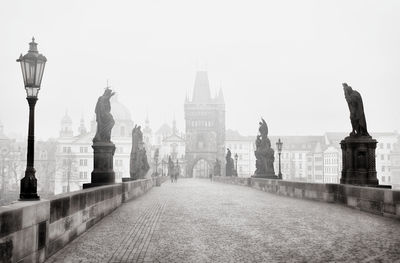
234, 153, 238, 176
17, 37, 47, 200
276, 138, 283, 179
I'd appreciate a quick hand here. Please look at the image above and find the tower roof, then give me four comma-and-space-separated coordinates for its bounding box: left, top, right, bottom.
192, 71, 212, 103
61, 111, 72, 124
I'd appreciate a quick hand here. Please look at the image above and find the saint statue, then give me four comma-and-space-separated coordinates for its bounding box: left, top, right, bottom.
93, 88, 115, 143
130, 125, 149, 180
254, 118, 275, 177
343, 83, 369, 137
226, 148, 234, 176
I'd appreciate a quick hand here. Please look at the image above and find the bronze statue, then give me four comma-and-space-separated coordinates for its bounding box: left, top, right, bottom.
93, 88, 115, 143
225, 148, 234, 176
254, 118, 275, 177
343, 83, 369, 137
130, 125, 149, 180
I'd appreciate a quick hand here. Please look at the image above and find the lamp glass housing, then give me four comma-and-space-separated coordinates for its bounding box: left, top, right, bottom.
276, 139, 283, 153
17, 38, 47, 98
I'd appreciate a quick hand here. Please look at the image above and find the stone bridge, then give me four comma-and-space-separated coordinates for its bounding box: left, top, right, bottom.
1, 178, 400, 262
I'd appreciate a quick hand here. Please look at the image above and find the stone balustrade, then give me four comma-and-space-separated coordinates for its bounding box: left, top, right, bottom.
213, 176, 400, 220
0, 176, 168, 263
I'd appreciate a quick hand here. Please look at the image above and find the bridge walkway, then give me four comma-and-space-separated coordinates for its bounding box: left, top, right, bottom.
46, 179, 400, 262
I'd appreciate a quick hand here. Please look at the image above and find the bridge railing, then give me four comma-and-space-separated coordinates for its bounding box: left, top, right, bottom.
213, 176, 400, 220
0, 177, 166, 263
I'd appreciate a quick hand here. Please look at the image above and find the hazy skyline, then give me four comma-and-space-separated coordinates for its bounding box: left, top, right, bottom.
1, 0, 399, 140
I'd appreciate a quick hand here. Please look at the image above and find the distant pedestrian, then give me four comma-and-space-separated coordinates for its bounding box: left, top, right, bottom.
209, 173, 213, 182
175, 160, 180, 183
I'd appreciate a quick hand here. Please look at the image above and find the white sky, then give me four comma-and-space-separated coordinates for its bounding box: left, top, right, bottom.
0, 0, 399, 140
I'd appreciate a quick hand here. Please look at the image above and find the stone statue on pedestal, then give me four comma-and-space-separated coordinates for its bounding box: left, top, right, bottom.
225, 148, 234, 176
253, 118, 277, 178
84, 88, 116, 189
340, 83, 381, 187
129, 125, 150, 180
214, 159, 221, 177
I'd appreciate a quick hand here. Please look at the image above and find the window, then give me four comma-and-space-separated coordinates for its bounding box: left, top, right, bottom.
381, 155, 384, 161
80, 147, 88, 153
381, 166, 385, 172
387, 143, 391, 149
63, 159, 68, 166
388, 176, 391, 182
79, 172, 84, 179
115, 160, 123, 167
63, 146, 71, 153
62, 186, 68, 193
79, 159, 88, 166
40, 151, 47, 160
379, 143, 384, 149
382, 176, 385, 182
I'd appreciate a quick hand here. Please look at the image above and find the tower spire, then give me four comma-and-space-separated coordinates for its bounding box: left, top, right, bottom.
192, 71, 211, 103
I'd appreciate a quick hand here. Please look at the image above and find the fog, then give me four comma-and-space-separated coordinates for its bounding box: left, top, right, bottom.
0, 0, 399, 139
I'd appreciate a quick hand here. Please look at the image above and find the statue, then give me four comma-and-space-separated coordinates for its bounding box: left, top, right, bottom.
93, 88, 115, 143
129, 125, 150, 180
84, 88, 116, 188
253, 118, 276, 178
343, 83, 369, 137
340, 83, 379, 186
213, 159, 221, 177
225, 148, 234, 176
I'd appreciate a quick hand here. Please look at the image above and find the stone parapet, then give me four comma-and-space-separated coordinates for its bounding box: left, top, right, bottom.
214, 177, 400, 220
0, 177, 167, 263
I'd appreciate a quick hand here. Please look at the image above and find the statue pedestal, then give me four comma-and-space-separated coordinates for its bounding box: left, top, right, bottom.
252, 173, 279, 179
340, 136, 379, 186
83, 142, 116, 189
122, 177, 135, 182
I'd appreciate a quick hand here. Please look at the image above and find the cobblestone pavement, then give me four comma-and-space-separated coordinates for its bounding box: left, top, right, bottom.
46, 179, 400, 263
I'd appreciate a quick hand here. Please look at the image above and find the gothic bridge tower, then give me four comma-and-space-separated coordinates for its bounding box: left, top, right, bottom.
184, 71, 225, 177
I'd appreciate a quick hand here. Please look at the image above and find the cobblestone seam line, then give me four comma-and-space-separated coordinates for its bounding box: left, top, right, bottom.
108, 201, 166, 263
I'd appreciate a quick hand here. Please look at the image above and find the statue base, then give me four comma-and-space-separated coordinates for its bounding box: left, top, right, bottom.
252, 173, 279, 179
122, 177, 136, 182
340, 136, 379, 186
83, 142, 116, 189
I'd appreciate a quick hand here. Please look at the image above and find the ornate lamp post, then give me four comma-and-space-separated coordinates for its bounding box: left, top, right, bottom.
17, 37, 47, 200
234, 153, 238, 176
276, 138, 283, 179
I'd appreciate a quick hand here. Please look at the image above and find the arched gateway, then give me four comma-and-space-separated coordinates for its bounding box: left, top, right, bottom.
184, 71, 225, 178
